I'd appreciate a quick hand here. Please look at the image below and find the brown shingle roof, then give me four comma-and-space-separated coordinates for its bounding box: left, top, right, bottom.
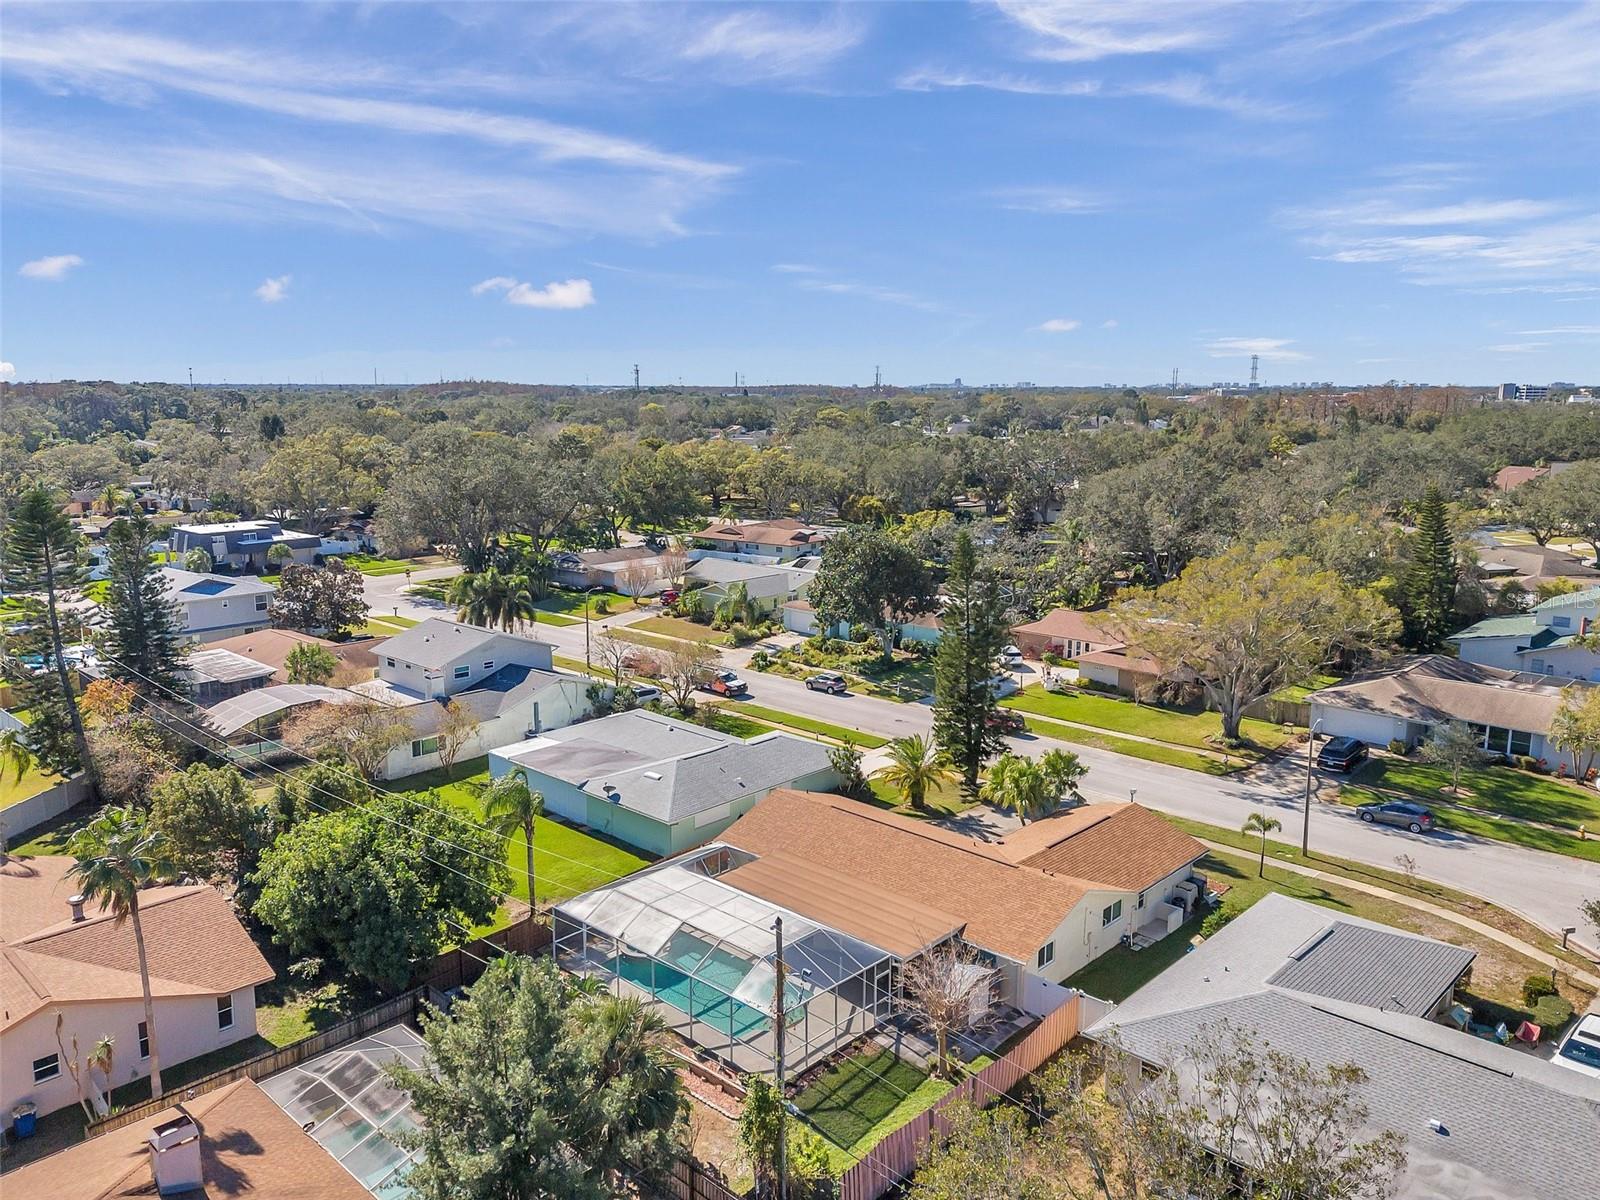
1011, 608, 1120, 648
1493, 465, 1548, 492
694, 518, 824, 547
6, 1079, 371, 1199
1, 857, 273, 1032
999, 804, 1207, 892
205, 629, 378, 685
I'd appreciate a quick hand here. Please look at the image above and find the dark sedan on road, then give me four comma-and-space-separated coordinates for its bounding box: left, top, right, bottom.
1355, 800, 1435, 833
805, 671, 848, 694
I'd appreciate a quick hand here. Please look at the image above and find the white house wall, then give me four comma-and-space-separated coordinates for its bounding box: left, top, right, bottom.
2, 986, 259, 1119
379, 680, 591, 780
176, 593, 273, 643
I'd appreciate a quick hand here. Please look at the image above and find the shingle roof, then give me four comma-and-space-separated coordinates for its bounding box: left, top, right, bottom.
1535, 584, 1600, 611
5, 1079, 370, 1200
694, 518, 827, 546
1003, 804, 1207, 892
1309, 653, 1578, 733
157, 567, 276, 598
1, 857, 273, 1032
378, 617, 549, 669
1011, 608, 1120, 647
206, 629, 378, 684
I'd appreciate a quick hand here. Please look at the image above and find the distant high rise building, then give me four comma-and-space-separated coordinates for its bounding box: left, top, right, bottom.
1500, 383, 1550, 403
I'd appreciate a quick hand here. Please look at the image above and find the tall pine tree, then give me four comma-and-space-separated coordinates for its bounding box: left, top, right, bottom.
103, 514, 190, 699
1401, 486, 1457, 650
932, 530, 1010, 794
3, 485, 93, 778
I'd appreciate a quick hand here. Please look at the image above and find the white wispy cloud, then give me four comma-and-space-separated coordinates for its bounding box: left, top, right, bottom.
1513, 325, 1600, 336
680, 10, 864, 78
255, 274, 291, 303
897, 67, 1101, 97
19, 253, 84, 280
990, 186, 1106, 215
1032, 318, 1080, 333
796, 278, 943, 313
897, 65, 1291, 119
1101, 319, 1118, 329
473, 276, 596, 310
0, 361, 15, 381
1487, 342, 1548, 354
1205, 337, 1309, 362
771, 263, 823, 274
1408, 4, 1600, 111
995, 0, 1243, 63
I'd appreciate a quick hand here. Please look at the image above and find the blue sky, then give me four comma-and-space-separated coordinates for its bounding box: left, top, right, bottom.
2, 1, 1596, 387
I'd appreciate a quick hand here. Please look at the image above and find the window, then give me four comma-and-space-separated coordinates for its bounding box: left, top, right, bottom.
453, 664, 470, 679
1102, 900, 1123, 927
1552, 616, 1572, 630
217, 994, 234, 1030
1137, 891, 1147, 910
138, 1021, 150, 1060
1509, 728, 1533, 757
255, 596, 268, 611
483, 660, 494, 671
411, 737, 440, 758
386, 658, 396, 668
33, 1053, 60, 1083
1036, 942, 1055, 969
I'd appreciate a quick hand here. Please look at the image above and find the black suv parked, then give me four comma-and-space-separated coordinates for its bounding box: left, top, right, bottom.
1316, 736, 1369, 773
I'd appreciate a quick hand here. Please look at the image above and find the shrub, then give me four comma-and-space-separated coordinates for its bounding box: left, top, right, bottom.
1522, 973, 1558, 1005
1533, 994, 1575, 1031
1386, 738, 1409, 755
1199, 907, 1236, 938
1514, 754, 1541, 773
750, 649, 771, 670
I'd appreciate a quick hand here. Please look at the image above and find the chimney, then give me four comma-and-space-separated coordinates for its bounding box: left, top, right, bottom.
148, 1113, 203, 1195
67, 894, 86, 923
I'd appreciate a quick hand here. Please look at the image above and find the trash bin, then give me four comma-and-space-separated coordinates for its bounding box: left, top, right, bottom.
11, 1102, 37, 1139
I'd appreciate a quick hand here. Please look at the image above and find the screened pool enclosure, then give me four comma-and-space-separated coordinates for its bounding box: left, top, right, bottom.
554, 846, 898, 1075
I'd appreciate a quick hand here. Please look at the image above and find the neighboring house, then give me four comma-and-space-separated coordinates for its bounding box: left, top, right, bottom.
779, 599, 850, 638
169, 520, 320, 572
155, 567, 276, 643
1076, 644, 1172, 696
1309, 654, 1594, 758
1474, 543, 1600, 590
489, 711, 839, 856
206, 628, 380, 685
683, 556, 816, 616
1491, 460, 1573, 492
348, 618, 590, 779
552, 546, 677, 596
714, 791, 1208, 994
691, 518, 832, 562
182, 647, 276, 704
1011, 608, 1121, 660
1, 856, 273, 1121
1085, 893, 1599, 1200
1449, 586, 1600, 682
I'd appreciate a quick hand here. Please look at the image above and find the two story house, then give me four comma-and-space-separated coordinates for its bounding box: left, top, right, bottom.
1449, 586, 1600, 682
169, 520, 320, 573
691, 518, 832, 562
154, 568, 276, 643
347, 618, 592, 779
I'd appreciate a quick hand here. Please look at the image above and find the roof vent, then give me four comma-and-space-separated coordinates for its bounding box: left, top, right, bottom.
148, 1113, 203, 1195
1428, 1119, 1449, 1136
67, 894, 86, 923
642, 771, 663, 781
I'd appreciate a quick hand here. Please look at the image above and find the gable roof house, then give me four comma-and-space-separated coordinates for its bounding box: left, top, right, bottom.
152, 567, 276, 644
1085, 893, 1600, 1200
683, 555, 817, 616
2, 856, 273, 1121
1449, 585, 1600, 683
1474, 542, 1599, 591
347, 618, 592, 780
169, 520, 320, 572
551, 545, 678, 596
488, 711, 839, 856
205, 628, 380, 685
691, 518, 832, 562
1011, 608, 1122, 661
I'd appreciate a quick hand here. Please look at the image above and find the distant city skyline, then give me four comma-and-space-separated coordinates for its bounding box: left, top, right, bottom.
3, 2, 1597, 385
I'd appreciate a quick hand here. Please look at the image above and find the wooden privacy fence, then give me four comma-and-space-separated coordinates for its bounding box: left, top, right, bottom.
413, 910, 552, 992
87, 988, 424, 1136
645, 1156, 743, 1200
837, 992, 1082, 1200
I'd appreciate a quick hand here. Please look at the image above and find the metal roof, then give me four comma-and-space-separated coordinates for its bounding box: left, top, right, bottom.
185, 646, 278, 685
1266, 921, 1474, 1017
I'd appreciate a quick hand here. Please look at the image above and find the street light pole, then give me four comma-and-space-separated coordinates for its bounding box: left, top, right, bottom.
582, 585, 603, 670
1303, 718, 1324, 855
771, 916, 788, 1200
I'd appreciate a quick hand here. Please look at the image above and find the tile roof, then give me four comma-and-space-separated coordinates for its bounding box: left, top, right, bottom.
5, 1078, 371, 1200
1, 857, 272, 1032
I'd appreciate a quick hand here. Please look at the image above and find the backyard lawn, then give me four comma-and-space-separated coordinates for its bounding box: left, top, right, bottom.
794, 1047, 952, 1162
0, 760, 65, 809
1003, 685, 1292, 753
1339, 758, 1600, 862
399, 759, 649, 912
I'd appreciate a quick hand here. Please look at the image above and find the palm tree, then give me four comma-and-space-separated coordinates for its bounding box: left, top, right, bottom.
872, 735, 957, 812
482, 774, 545, 910
575, 993, 681, 1171
67, 808, 177, 1097
1242, 812, 1282, 876
980, 752, 1051, 824
449, 567, 537, 632
0, 728, 33, 785
713, 581, 757, 627
97, 484, 133, 516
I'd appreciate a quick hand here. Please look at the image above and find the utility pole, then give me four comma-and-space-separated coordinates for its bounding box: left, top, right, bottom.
771, 916, 788, 1200
1302, 719, 1322, 854
633, 363, 641, 392
188, 367, 194, 390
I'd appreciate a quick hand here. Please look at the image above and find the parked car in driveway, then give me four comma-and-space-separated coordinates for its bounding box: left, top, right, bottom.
631, 683, 662, 703
1552, 1013, 1600, 1080
700, 668, 749, 697
1000, 644, 1024, 667
805, 671, 847, 694
1355, 800, 1434, 833
1316, 736, 1369, 773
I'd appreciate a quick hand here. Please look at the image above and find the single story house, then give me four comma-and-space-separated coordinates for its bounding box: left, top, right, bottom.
552, 546, 678, 596
717, 791, 1208, 994
1076, 644, 1168, 695
1012, 608, 1121, 660
1085, 893, 1598, 1200
2, 856, 273, 1121
691, 518, 832, 562
1308, 654, 1591, 758
683, 556, 816, 616
488, 711, 838, 856
169, 520, 320, 572
779, 599, 850, 638
206, 628, 380, 685
1449, 586, 1600, 683
349, 618, 591, 778
154, 567, 276, 643
1473, 543, 1599, 591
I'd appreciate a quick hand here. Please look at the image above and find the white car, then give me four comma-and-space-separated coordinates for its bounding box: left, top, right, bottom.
631, 683, 662, 703
1000, 644, 1024, 665
1552, 1013, 1600, 1080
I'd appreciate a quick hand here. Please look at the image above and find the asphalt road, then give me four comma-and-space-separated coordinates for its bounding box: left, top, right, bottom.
364, 570, 1600, 954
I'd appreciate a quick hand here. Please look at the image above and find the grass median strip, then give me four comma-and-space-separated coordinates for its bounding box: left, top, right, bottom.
1019, 715, 1238, 775
728, 702, 888, 748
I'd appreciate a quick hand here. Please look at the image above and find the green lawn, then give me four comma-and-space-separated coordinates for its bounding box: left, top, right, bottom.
611, 627, 705, 654
862, 776, 975, 818
1270, 674, 1341, 704
727, 701, 889, 748
1339, 759, 1600, 861
398, 759, 649, 911
340, 554, 416, 577
1003, 685, 1291, 753
794, 1048, 950, 1153
630, 615, 732, 644
537, 588, 637, 617
0, 761, 66, 809
698, 709, 781, 739
1019, 714, 1239, 775
855, 655, 936, 702
359, 613, 422, 636
530, 610, 581, 627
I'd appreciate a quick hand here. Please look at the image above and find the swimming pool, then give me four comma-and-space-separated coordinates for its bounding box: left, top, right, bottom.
609, 950, 772, 1039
